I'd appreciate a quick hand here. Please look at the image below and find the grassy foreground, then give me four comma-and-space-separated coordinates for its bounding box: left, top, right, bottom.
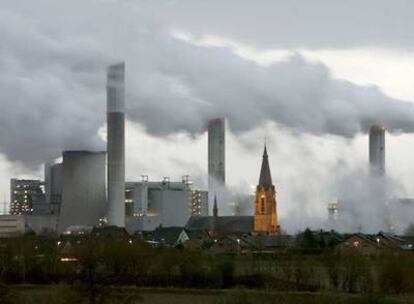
1, 285, 414, 304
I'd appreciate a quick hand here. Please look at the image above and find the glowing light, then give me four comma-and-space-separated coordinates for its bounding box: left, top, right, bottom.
60, 257, 78, 262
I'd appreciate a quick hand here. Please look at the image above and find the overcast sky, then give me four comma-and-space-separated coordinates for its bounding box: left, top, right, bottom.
1, 0, 414, 233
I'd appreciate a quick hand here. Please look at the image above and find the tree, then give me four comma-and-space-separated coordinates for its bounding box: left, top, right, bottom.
404, 223, 414, 236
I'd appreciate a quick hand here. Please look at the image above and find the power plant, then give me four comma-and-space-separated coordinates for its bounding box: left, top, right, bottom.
106, 62, 126, 227
1, 61, 411, 240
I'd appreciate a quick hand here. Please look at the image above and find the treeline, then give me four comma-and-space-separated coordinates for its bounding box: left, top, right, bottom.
1, 234, 414, 295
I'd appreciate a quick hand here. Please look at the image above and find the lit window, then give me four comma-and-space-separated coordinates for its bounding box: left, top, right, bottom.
260, 197, 265, 213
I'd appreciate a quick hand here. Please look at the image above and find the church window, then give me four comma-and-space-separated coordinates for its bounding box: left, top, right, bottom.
261, 197, 265, 213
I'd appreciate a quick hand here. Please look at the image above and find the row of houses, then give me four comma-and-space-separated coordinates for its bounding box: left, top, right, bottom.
136, 227, 414, 255
3, 217, 414, 256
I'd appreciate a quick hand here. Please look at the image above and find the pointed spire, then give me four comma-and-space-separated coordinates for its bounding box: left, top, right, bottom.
258, 144, 272, 188
213, 195, 218, 217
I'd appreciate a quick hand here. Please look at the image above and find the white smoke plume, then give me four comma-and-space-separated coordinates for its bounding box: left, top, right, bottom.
1, 3, 414, 168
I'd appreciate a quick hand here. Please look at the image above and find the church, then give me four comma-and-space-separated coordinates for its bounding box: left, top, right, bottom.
186, 144, 280, 236
254, 145, 280, 235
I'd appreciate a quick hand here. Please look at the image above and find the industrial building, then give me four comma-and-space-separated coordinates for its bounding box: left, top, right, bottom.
369, 125, 386, 176
10, 179, 46, 215
44, 161, 63, 215
125, 178, 208, 232
58, 150, 107, 233
190, 190, 209, 216
208, 118, 226, 198
107, 62, 126, 227
25, 214, 58, 235
0, 215, 25, 238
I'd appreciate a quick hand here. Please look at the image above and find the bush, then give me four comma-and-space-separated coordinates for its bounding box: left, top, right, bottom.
379, 254, 414, 294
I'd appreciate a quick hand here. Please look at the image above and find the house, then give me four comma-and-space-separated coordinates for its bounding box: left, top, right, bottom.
335, 233, 405, 255
143, 227, 189, 247
208, 235, 254, 254
185, 215, 253, 236
182, 230, 211, 250
244, 234, 293, 253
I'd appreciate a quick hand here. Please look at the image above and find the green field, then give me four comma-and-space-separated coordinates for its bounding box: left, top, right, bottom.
2, 285, 414, 304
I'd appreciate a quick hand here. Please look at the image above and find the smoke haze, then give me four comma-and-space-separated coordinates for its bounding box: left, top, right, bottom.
1, 2, 414, 167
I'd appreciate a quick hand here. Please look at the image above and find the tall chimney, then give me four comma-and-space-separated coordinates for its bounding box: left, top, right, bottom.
369, 125, 385, 176
106, 63, 125, 227
208, 118, 226, 197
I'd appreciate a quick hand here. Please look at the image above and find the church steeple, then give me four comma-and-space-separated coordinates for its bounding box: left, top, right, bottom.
254, 143, 279, 236
258, 144, 273, 188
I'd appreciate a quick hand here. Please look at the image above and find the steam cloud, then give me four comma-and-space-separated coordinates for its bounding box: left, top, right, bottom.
1, 3, 414, 168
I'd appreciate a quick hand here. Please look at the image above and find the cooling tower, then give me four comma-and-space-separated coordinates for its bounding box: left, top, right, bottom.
208, 118, 226, 196
58, 151, 106, 232
107, 63, 125, 227
369, 125, 385, 176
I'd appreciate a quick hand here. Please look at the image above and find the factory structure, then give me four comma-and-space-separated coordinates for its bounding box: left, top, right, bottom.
125, 178, 208, 232
369, 125, 386, 176
106, 63, 126, 228
8, 166, 208, 234
58, 151, 107, 232
10, 179, 46, 215
208, 118, 226, 199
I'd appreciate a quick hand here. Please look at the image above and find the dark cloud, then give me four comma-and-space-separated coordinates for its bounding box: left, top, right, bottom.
1, 0, 414, 170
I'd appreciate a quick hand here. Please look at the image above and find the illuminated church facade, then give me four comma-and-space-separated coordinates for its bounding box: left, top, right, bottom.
254, 145, 280, 235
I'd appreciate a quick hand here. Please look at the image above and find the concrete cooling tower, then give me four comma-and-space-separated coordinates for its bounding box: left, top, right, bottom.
58, 151, 106, 232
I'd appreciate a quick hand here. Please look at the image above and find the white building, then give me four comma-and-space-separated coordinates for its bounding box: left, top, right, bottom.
0, 215, 25, 237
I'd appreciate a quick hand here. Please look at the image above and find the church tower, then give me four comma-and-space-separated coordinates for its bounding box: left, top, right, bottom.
254, 145, 279, 235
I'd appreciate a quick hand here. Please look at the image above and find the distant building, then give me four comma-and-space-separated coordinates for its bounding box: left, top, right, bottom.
10, 179, 46, 215
125, 178, 200, 232
58, 151, 106, 233
44, 162, 63, 215
369, 125, 385, 176
142, 227, 189, 247
186, 195, 253, 236
327, 200, 339, 230
186, 215, 253, 236
254, 145, 279, 235
0, 215, 25, 238
190, 190, 208, 216
334, 233, 411, 255
208, 118, 225, 196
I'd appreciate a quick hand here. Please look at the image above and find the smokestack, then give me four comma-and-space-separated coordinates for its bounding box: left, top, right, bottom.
208, 118, 225, 197
106, 63, 125, 227
369, 125, 385, 176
